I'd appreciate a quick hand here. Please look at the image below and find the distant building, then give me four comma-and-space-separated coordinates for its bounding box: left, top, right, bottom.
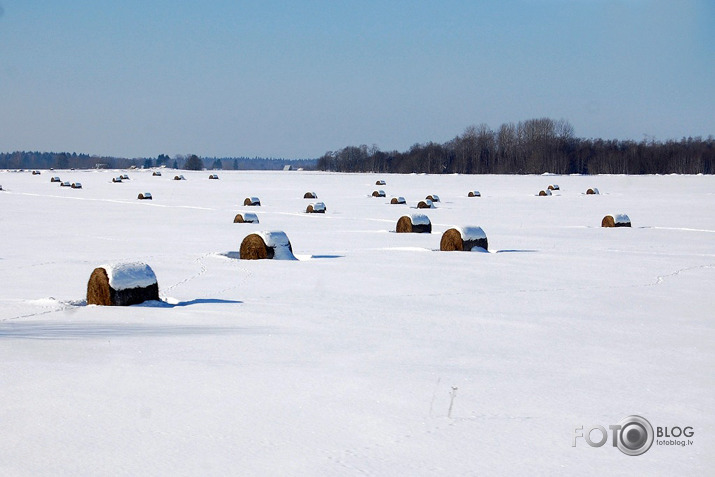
283, 165, 293, 171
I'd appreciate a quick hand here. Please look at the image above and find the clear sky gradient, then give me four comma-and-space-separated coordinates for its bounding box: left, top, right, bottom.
1, 0, 713, 159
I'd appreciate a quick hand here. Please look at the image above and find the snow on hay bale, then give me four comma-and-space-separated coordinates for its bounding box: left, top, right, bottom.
426, 194, 440, 202
303, 191, 317, 199
417, 199, 434, 209
372, 190, 386, 197
602, 214, 631, 228
440, 226, 488, 252
121, 174, 130, 180
390, 196, 406, 204
586, 188, 600, 195
234, 212, 259, 223
306, 202, 326, 213
244, 197, 261, 206
112, 177, 123, 183
173, 175, 186, 180
51, 176, 61, 183
396, 214, 431, 233
209, 174, 219, 179
240, 231, 295, 260
376, 180, 386, 185
86, 262, 159, 306
468, 190, 481, 197
152, 171, 162, 176
138, 192, 152, 200
32, 170, 41, 175
538, 189, 552, 196
548, 184, 560, 190
71, 182, 82, 189
60, 181, 71, 187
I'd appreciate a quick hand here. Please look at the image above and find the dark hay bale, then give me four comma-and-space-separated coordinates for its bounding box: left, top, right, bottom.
440, 227, 488, 252
138, 193, 152, 200
240, 232, 294, 260
240, 234, 270, 259
152, 171, 162, 176
233, 213, 258, 223
372, 190, 385, 197
376, 180, 386, 185
209, 174, 219, 179
602, 214, 631, 228
390, 197, 406, 204
244, 197, 261, 206
86, 264, 159, 306
60, 181, 71, 187
51, 176, 61, 182
304, 192, 317, 199
71, 182, 82, 189
538, 189, 551, 196
113, 177, 123, 183
173, 175, 186, 181
32, 170, 41, 175
121, 174, 129, 180
426, 194, 440, 202
396, 215, 431, 233
548, 184, 559, 190
417, 199, 433, 209
586, 188, 599, 195
306, 202, 326, 213
468, 191, 481, 197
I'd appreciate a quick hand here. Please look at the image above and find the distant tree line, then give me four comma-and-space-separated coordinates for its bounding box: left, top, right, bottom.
0, 151, 317, 171
317, 118, 713, 174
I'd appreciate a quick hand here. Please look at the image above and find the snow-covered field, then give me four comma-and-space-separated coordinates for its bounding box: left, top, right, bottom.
1, 169, 713, 475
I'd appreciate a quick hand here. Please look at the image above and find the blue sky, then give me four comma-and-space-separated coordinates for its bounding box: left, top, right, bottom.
0, 0, 713, 159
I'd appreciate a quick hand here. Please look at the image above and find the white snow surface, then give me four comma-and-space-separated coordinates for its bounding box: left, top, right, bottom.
100, 262, 158, 290
0, 170, 713, 476
410, 213, 431, 225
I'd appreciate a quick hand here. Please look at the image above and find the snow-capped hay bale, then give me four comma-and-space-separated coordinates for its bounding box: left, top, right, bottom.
234, 212, 259, 223
152, 171, 162, 176
468, 190, 481, 197
112, 177, 123, 183
32, 170, 41, 175
51, 176, 61, 183
121, 174, 130, 180
244, 197, 261, 206
417, 199, 434, 209
548, 184, 559, 190
376, 180, 386, 185
426, 194, 440, 202
390, 196, 406, 204
372, 190, 386, 197
60, 181, 71, 187
71, 182, 82, 189
602, 214, 631, 228
86, 262, 159, 306
240, 231, 295, 260
209, 174, 219, 179
396, 214, 431, 233
173, 175, 186, 181
538, 189, 551, 196
440, 226, 488, 252
304, 191, 317, 199
138, 192, 152, 200
306, 202, 326, 213
586, 188, 600, 195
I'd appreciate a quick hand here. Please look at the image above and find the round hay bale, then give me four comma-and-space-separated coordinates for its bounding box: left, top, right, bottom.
152, 171, 162, 176
304, 191, 317, 199
306, 202, 326, 213
138, 192, 152, 200
602, 214, 631, 228
121, 174, 129, 180
113, 177, 123, 183
376, 180, 386, 185
440, 227, 488, 251
468, 191, 481, 197
234, 212, 259, 223
51, 176, 61, 182
240, 231, 294, 260
209, 174, 219, 179
417, 199, 433, 209
548, 184, 559, 190
32, 170, 41, 175
586, 188, 599, 195
244, 197, 261, 206
372, 190, 385, 197
87, 262, 159, 306
390, 197, 406, 204
538, 189, 551, 196
60, 181, 71, 187
426, 194, 440, 202
396, 214, 431, 233
71, 182, 82, 189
